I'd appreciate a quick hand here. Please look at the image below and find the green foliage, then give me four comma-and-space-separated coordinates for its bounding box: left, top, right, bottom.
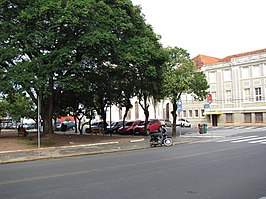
0, 0, 167, 133
163, 47, 209, 101
163, 47, 209, 136
0, 93, 35, 121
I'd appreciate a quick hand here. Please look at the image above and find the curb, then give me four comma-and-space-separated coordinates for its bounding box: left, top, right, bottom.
0, 139, 150, 164
0, 137, 207, 164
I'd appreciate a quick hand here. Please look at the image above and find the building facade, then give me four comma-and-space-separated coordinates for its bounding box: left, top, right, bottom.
200, 49, 266, 126
109, 48, 266, 127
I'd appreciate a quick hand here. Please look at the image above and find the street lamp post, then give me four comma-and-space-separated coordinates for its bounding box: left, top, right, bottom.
37, 92, 41, 148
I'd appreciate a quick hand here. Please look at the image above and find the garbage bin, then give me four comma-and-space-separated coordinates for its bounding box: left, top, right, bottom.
203, 123, 208, 134
198, 124, 203, 134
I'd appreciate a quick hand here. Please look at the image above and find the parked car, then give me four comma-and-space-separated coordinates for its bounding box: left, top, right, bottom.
60, 122, 75, 131
176, 118, 191, 127
54, 120, 62, 131
23, 123, 36, 130
22, 123, 43, 133
134, 119, 163, 135
65, 122, 75, 130
118, 120, 142, 135
159, 119, 172, 127
106, 121, 126, 134
84, 121, 108, 133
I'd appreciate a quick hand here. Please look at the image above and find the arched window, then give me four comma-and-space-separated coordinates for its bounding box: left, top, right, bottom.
126, 109, 131, 120
119, 108, 122, 120
135, 101, 139, 119
166, 103, 170, 120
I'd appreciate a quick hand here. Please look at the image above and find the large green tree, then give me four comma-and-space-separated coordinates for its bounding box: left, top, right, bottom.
0, 0, 162, 134
163, 47, 209, 136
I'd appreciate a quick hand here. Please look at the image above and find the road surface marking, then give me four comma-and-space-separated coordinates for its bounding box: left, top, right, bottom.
232, 136, 266, 143
217, 136, 257, 143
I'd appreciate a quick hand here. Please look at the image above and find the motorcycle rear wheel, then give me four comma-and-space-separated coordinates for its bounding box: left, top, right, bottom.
164, 138, 173, 146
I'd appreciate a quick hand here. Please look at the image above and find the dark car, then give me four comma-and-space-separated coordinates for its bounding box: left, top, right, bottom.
134, 119, 162, 135
118, 120, 142, 135
107, 121, 126, 134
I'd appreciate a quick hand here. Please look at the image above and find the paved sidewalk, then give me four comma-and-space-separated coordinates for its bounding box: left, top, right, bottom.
0, 134, 216, 164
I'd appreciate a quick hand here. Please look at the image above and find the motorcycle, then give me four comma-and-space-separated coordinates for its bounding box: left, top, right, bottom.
149, 128, 173, 147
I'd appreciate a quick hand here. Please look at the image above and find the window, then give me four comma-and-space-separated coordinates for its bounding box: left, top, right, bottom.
209, 72, 217, 83
225, 90, 232, 103
255, 87, 262, 101
135, 101, 139, 119
252, 65, 261, 77
189, 110, 192, 118
126, 109, 131, 120
223, 69, 232, 81
241, 66, 250, 79
226, 113, 233, 123
183, 110, 187, 118
244, 113, 252, 123
201, 109, 205, 117
255, 113, 263, 123
244, 88, 251, 102
211, 92, 216, 103
166, 103, 170, 120
195, 110, 199, 117
119, 109, 122, 120
186, 94, 193, 102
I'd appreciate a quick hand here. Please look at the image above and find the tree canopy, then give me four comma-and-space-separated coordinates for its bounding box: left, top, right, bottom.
163, 47, 209, 136
0, 0, 167, 133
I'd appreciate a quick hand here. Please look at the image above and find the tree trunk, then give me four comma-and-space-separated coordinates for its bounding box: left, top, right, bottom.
101, 104, 107, 132
42, 77, 55, 134
123, 106, 130, 132
139, 94, 149, 135
171, 99, 178, 137
122, 98, 132, 131
42, 102, 53, 134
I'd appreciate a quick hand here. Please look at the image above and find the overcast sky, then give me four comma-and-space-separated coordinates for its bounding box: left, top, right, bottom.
131, 0, 266, 58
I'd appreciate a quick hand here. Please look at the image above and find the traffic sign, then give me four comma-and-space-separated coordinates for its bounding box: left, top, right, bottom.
207, 93, 213, 103
204, 103, 210, 109
177, 100, 182, 112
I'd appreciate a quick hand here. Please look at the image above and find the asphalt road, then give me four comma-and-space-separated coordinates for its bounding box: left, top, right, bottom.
1, 129, 266, 199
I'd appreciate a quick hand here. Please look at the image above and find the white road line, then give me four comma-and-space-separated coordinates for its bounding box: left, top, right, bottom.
249, 139, 266, 144
232, 136, 266, 143
247, 127, 257, 129
217, 136, 257, 143
234, 126, 242, 129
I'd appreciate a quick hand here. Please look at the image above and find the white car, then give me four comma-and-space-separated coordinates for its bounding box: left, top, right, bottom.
159, 119, 172, 127
176, 118, 191, 127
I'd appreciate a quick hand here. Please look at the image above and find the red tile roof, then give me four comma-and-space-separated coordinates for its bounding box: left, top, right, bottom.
218, 48, 266, 63
192, 54, 220, 69
193, 48, 266, 69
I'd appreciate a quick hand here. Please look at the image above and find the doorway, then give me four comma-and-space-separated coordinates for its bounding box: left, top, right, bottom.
212, 114, 218, 126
